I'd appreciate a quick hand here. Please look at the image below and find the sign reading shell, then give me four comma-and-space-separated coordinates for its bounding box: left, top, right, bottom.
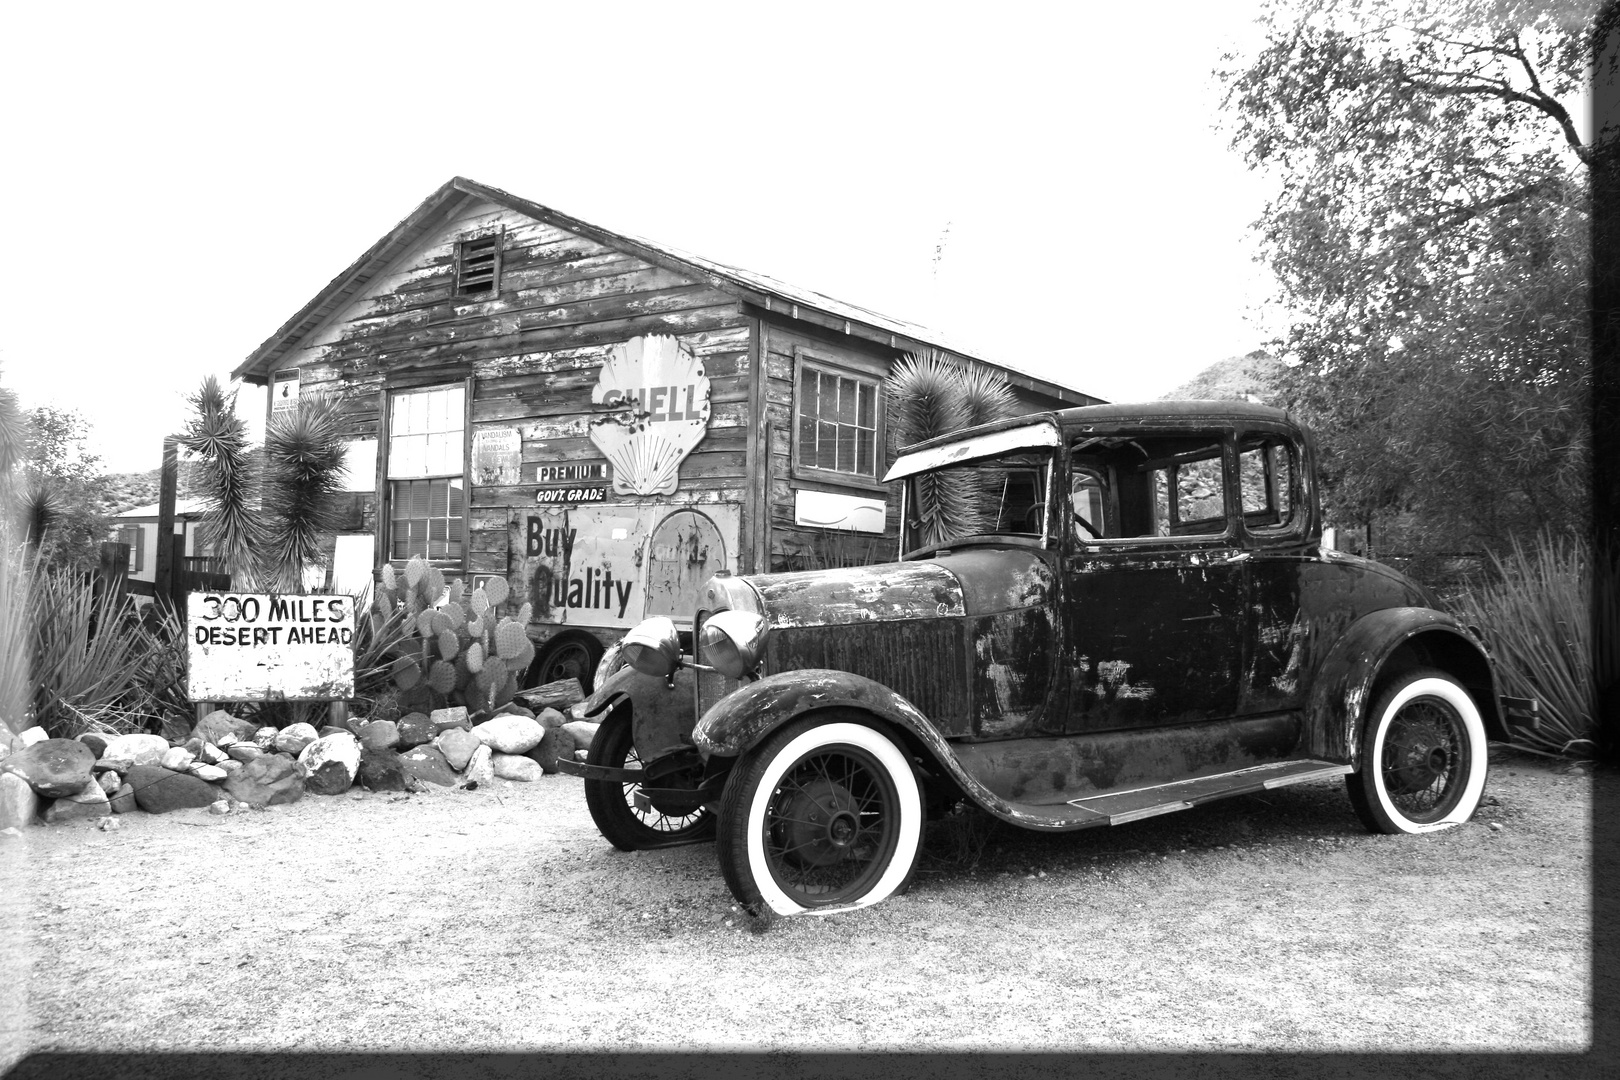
187, 592, 355, 701
588, 335, 711, 496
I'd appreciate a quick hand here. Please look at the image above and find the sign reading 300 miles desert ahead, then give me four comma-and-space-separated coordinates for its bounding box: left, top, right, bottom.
187, 592, 355, 701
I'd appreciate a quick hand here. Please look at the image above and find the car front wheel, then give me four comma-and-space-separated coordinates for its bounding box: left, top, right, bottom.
1346, 668, 1488, 834
583, 708, 715, 850
718, 713, 922, 916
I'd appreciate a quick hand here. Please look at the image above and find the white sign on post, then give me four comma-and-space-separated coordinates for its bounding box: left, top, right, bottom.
187, 592, 355, 701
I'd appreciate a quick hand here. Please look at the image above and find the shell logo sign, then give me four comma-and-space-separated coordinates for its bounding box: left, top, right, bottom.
588, 335, 710, 496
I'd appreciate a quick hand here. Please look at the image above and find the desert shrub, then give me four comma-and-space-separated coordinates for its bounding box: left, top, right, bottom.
1452, 532, 1594, 758
29, 564, 165, 739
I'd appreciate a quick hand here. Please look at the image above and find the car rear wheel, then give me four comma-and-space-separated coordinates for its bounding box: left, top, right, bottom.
1346, 668, 1488, 834
530, 633, 603, 695
583, 708, 715, 850
717, 713, 922, 916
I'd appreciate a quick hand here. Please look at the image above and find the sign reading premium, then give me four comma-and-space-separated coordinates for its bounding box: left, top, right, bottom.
588, 335, 711, 496
187, 592, 355, 701
533, 460, 610, 504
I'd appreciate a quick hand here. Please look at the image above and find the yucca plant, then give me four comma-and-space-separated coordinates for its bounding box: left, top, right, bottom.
178, 375, 264, 589
885, 349, 1015, 549
259, 391, 349, 593
29, 562, 159, 739
1452, 532, 1594, 758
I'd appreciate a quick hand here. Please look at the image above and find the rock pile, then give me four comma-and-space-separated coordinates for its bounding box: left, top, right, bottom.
0, 704, 601, 829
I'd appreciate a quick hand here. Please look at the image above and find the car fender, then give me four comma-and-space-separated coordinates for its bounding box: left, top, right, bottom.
573, 661, 699, 764
692, 668, 1092, 832
1303, 606, 1502, 768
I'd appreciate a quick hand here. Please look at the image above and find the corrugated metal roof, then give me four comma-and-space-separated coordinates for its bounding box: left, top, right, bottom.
233, 177, 1097, 407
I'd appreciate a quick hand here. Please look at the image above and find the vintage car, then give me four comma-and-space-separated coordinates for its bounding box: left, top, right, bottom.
558, 402, 1508, 916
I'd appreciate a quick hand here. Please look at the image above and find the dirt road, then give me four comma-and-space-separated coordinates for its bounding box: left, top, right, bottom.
0, 748, 1600, 1066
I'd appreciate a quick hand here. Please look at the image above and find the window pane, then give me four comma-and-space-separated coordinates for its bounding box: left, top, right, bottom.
836, 424, 856, 472
836, 377, 856, 424
857, 433, 873, 477
799, 414, 816, 464
819, 376, 838, 423
858, 383, 874, 429
816, 422, 838, 470
800, 369, 818, 419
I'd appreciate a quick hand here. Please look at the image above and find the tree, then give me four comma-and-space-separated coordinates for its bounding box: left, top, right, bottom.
20, 405, 110, 572
1220, 0, 1607, 556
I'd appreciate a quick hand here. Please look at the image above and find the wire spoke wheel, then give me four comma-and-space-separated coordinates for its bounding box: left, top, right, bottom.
719, 714, 922, 917
1347, 668, 1488, 835
584, 708, 714, 851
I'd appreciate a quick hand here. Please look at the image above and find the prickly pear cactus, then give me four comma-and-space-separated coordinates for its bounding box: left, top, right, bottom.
372, 560, 530, 720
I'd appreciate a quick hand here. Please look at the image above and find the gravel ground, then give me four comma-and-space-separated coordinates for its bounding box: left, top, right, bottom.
0, 747, 1602, 1068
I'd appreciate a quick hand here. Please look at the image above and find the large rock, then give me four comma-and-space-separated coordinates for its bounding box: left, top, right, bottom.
360, 720, 400, 752
274, 723, 320, 756
395, 712, 435, 748
0, 773, 41, 829
254, 726, 278, 750
222, 755, 303, 806
96, 733, 170, 772
433, 728, 480, 772
470, 715, 544, 755
226, 743, 263, 764
536, 708, 566, 730
127, 763, 223, 813
398, 746, 456, 787
198, 742, 228, 765
428, 707, 470, 734
528, 726, 576, 775
76, 732, 115, 758
357, 748, 407, 792
110, 783, 137, 814
562, 721, 599, 754
2, 739, 96, 798
462, 745, 494, 788
492, 753, 543, 782
43, 781, 110, 823
298, 733, 360, 796
161, 746, 196, 772
193, 710, 259, 747
188, 763, 228, 783
96, 772, 121, 797
18, 727, 48, 747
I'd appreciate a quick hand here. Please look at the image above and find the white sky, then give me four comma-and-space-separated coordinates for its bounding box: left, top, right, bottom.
0, 1, 1277, 474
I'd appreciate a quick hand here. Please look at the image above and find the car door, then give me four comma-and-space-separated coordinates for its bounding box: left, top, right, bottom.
1059, 431, 1248, 731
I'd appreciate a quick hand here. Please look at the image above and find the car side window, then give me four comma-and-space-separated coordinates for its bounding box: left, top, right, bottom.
1238, 436, 1296, 532
1070, 435, 1229, 542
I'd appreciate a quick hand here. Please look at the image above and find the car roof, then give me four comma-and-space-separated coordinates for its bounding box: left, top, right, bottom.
894, 400, 1300, 458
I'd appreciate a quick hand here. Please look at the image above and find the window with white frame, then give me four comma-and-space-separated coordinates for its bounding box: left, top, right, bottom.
387, 384, 466, 562
794, 357, 881, 482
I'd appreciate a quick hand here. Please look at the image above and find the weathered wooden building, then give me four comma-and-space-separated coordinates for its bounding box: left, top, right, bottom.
233, 177, 1097, 687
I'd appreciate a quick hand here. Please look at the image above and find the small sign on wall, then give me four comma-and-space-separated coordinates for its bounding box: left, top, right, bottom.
473, 427, 522, 486
794, 490, 886, 533
188, 592, 355, 701
271, 376, 299, 413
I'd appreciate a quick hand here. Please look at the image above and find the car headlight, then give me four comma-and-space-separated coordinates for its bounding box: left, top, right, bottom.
621, 616, 681, 679
698, 609, 769, 681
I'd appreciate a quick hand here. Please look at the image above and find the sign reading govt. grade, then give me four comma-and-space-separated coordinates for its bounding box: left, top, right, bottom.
187, 592, 355, 701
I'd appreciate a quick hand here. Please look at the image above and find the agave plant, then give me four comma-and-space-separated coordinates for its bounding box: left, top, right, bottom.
1452, 532, 1594, 758
178, 375, 265, 588
885, 349, 1015, 549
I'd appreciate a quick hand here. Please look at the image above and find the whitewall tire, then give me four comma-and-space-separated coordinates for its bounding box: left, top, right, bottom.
1346, 668, 1489, 834
718, 714, 923, 916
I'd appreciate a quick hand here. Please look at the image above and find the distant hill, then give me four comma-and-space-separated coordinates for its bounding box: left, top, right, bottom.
97, 460, 205, 517
1161, 350, 1287, 405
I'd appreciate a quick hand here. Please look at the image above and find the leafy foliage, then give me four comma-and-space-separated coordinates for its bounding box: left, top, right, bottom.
1452, 532, 1595, 757
1220, 0, 1600, 555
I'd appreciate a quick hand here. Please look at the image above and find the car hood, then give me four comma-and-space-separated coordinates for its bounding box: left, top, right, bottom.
740, 547, 1055, 629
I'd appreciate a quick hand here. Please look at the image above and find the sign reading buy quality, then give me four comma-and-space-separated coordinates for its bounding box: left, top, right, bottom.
187, 592, 355, 701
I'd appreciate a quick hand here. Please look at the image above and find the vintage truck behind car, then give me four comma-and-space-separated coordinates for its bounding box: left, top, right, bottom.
557, 401, 1512, 916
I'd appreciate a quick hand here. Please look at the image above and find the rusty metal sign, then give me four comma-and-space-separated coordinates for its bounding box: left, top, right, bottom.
187, 592, 355, 701
588, 335, 711, 495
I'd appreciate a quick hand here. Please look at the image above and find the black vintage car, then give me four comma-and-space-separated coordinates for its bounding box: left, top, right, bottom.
559, 402, 1507, 916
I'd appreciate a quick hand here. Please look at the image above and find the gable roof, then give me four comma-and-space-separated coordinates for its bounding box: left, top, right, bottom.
114, 498, 211, 520
232, 177, 1097, 407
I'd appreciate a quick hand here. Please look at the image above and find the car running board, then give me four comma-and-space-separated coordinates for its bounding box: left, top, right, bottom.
1064, 759, 1353, 826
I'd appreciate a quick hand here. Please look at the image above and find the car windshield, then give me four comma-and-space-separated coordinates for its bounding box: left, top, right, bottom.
900, 448, 1054, 555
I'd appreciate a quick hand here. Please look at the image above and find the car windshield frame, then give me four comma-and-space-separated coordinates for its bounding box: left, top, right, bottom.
897, 444, 1057, 559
